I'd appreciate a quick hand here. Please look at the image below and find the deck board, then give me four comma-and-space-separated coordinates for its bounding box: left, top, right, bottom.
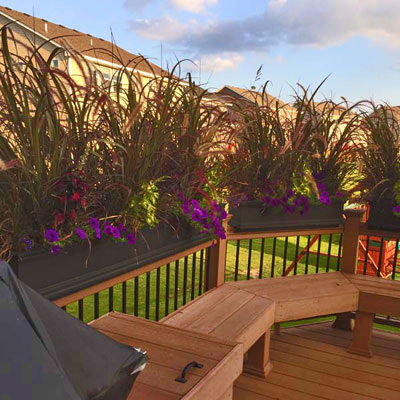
234, 322, 400, 400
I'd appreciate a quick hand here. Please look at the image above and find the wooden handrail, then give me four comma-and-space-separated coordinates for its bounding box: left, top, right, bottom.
54, 239, 214, 307
226, 225, 344, 241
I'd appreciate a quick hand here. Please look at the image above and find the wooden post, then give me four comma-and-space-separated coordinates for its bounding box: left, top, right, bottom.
243, 329, 273, 379
332, 209, 364, 331
207, 220, 228, 289
348, 311, 374, 357
340, 209, 364, 274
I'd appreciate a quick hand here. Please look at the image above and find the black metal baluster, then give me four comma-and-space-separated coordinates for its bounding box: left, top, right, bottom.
199, 250, 204, 295
134, 276, 139, 317
247, 239, 253, 280
165, 263, 170, 316
234, 240, 240, 281
109, 287, 114, 311
174, 260, 179, 310
315, 235, 322, 273
336, 234, 343, 271
377, 237, 385, 277
205, 247, 211, 292
392, 240, 399, 280
155, 267, 161, 321
191, 253, 196, 300
259, 238, 265, 278
305, 235, 311, 274
122, 281, 127, 314
282, 237, 289, 276
145, 272, 151, 319
271, 237, 277, 277
78, 299, 84, 321
294, 236, 300, 275
363, 236, 370, 275
326, 234, 333, 272
94, 293, 99, 319
183, 256, 188, 305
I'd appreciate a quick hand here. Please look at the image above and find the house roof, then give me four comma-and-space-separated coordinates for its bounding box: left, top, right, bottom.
216, 85, 286, 108
0, 5, 164, 76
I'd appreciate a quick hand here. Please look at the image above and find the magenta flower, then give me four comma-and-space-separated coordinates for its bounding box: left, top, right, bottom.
126, 232, 136, 245
182, 200, 191, 215
110, 226, 121, 239
51, 245, 61, 254
104, 225, 113, 235
191, 199, 200, 209
45, 229, 59, 243
393, 205, 400, 214
95, 228, 101, 239
76, 227, 86, 240
118, 224, 127, 233
89, 217, 100, 230
336, 191, 343, 198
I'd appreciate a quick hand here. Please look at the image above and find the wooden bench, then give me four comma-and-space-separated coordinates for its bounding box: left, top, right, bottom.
162, 283, 275, 379
228, 272, 359, 323
90, 312, 243, 400
343, 273, 400, 357
162, 272, 361, 380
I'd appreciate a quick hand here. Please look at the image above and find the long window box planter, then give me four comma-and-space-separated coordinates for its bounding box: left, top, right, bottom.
228, 200, 344, 232
9, 222, 210, 300
368, 199, 400, 231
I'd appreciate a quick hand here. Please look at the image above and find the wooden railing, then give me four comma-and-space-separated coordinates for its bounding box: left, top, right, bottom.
55, 209, 400, 329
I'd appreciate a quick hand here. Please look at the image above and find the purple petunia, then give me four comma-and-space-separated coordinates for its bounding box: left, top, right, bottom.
118, 224, 127, 234
182, 200, 191, 215
104, 224, 113, 235
191, 209, 203, 223
220, 208, 228, 219
336, 191, 343, 199
76, 227, 86, 240
95, 228, 101, 239
51, 245, 61, 254
393, 205, 400, 214
126, 232, 136, 245
89, 217, 100, 230
191, 199, 200, 209
45, 229, 59, 243
110, 226, 121, 239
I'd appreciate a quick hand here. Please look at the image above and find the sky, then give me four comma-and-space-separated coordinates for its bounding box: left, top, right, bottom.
3, 0, 400, 104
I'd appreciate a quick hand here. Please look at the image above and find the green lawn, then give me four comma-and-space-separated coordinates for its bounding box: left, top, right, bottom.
66, 234, 399, 333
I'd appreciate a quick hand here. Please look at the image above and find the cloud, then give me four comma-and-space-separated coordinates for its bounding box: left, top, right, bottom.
129, 16, 189, 41
124, 0, 218, 14
275, 55, 285, 64
196, 53, 244, 72
169, 0, 218, 13
124, 0, 156, 13
129, 0, 400, 54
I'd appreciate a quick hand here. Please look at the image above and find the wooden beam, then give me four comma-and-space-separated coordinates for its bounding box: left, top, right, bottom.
243, 329, 273, 379
348, 311, 374, 358
207, 220, 228, 289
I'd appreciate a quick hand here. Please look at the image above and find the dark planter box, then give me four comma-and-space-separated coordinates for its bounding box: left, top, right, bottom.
368, 199, 400, 231
229, 200, 344, 232
9, 222, 210, 300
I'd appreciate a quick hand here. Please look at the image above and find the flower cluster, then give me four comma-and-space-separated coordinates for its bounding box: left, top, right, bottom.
262, 189, 310, 215
393, 205, 400, 216
53, 170, 88, 226
179, 193, 228, 240
313, 171, 344, 206
43, 218, 137, 255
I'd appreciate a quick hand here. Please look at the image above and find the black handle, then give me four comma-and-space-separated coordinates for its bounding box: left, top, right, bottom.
175, 361, 203, 383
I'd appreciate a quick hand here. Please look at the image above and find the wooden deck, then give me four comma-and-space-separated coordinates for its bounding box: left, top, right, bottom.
234, 322, 400, 400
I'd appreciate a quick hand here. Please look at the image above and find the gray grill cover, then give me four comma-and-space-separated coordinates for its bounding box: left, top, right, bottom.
0, 260, 147, 400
